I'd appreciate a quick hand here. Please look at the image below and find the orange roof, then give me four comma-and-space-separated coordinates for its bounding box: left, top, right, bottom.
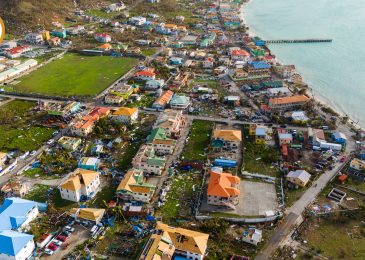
164, 24, 177, 29
213, 129, 242, 141
135, 70, 156, 77
207, 171, 240, 197
231, 49, 250, 56
112, 107, 138, 116
97, 43, 112, 49
155, 90, 174, 105
269, 95, 310, 105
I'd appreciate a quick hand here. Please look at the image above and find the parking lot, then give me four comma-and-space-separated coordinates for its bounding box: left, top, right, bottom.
201, 180, 278, 217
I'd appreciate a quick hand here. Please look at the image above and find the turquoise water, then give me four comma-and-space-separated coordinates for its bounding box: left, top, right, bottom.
245, 0, 365, 127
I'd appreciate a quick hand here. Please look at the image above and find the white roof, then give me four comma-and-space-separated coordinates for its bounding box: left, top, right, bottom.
287, 170, 311, 183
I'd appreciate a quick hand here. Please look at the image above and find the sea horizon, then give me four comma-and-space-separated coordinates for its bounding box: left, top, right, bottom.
242, 0, 365, 129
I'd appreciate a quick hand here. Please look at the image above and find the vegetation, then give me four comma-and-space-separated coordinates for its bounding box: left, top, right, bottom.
14, 54, 138, 97
181, 120, 214, 161
0, 100, 54, 152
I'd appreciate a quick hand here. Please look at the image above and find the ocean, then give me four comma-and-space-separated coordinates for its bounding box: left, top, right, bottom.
244, 0, 365, 128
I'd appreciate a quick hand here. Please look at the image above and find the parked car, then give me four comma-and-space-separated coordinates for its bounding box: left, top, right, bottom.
51, 239, 62, 246
47, 139, 55, 145
56, 235, 67, 242
47, 243, 58, 251
30, 150, 37, 156
65, 226, 75, 233
44, 248, 54, 255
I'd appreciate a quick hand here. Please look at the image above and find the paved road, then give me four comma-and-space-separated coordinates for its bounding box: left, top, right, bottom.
0, 93, 65, 103
256, 132, 355, 260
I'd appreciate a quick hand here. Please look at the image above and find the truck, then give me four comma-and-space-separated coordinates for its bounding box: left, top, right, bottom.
319, 142, 342, 151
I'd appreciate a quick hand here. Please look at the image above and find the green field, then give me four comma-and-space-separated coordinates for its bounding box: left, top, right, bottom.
14, 54, 138, 97
0, 100, 54, 152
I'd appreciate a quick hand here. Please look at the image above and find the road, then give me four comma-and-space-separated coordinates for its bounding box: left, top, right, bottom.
0, 127, 69, 188
256, 131, 355, 260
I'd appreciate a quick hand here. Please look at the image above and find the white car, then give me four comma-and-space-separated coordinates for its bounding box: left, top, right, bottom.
51, 239, 62, 246
65, 226, 75, 233
46, 139, 55, 145
44, 248, 54, 255
30, 150, 37, 156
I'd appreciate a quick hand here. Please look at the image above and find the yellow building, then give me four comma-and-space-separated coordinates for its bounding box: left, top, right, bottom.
69, 208, 105, 224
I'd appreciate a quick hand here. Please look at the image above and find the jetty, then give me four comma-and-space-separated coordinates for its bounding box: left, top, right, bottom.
265, 38, 332, 44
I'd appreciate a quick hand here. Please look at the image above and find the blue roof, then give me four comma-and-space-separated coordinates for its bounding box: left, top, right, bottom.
0, 230, 33, 256
249, 61, 271, 69
256, 128, 266, 136
0, 198, 38, 230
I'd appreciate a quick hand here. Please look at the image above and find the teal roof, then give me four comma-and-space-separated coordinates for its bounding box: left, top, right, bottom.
170, 95, 190, 106
147, 157, 166, 166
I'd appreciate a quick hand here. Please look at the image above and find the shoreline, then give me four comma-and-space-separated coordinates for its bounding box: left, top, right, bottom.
239, 1, 364, 130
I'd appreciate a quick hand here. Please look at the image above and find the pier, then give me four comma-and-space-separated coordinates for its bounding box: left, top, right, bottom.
265, 38, 333, 44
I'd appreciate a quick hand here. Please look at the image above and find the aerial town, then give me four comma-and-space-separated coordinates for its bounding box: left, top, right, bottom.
0, 0, 364, 260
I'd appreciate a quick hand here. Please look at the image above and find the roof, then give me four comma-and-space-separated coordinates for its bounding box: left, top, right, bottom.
248, 61, 271, 69
156, 222, 209, 255
135, 70, 156, 77
69, 208, 105, 222
207, 171, 240, 197
0, 230, 34, 256
79, 157, 99, 166
60, 168, 99, 191
117, 169, 155, 194
255, 127, 266, 136
213, 129, 242, 142
112, 107, 138, 116
0, 198, 38, 230
154, 90, 174, 106
332, 132, 347, 140
278, 133, 293, 140
170, 95, 190, 106
287, 170, 311, 183
231, 49, 250, 56
269, 95, 310, 105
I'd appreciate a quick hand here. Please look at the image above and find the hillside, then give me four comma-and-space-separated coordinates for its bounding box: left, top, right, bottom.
0, 0, 113, 35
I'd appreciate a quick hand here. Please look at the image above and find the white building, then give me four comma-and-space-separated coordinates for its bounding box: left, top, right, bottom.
241, 228, 262, 246
59, 169, 100, 202
25, 33, 44, 44
0, 59, 38, 83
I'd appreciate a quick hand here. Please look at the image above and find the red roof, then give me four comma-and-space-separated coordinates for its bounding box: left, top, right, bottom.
95, 33, 110, 38
281, 144, 288, 156
7, 46, 29, 55
338, 174, 348, 182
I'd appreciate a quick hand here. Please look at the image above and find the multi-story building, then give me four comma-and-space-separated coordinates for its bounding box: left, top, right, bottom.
207, 170, 240, 209
139, 222, 209, 260
110, 107, 139, 124
211, 129, 242, 151
132, 145, 166, 175
116, 169, 156, 202
269, 95, 310, 111
146, 128, 176, 155
59, 168, 100, 202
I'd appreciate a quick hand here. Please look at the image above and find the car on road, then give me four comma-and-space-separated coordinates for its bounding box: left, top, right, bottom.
30, 150, 37, 157
47, 139, 55, 145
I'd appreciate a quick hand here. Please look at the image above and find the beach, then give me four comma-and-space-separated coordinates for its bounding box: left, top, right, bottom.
241, 0, 365, 129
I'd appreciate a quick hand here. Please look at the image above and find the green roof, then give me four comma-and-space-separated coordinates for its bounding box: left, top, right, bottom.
147, 128, 168, 143
147, 157, 166, 167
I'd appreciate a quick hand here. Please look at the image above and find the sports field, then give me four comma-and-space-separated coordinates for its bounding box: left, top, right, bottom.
14, 54, 137, 97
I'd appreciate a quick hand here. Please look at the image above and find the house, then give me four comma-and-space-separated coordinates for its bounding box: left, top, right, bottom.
50, 29, 67, 38
0, 230, 35, 260
230, 48, 250, 62
212, 129, 242, 151
203, 57, 214, 68
1, 41, 17, 50
274, 65, 296, 78
332, 132, 347, 144
349, 158, 365, 171
129, 16, 147, 26
114, 84, 135, 100
110, 107, 139, 124
116, 169, 156, 202
0, 198, 39, 231
96, 43, 112, 50
47, 101, 81, 118
132, 145, 166, 175
169, 94, 190, 110
154, 109, 186, 138
291, 111, 309, 122
267, 87, 290, 97
107, 2, 126, 12
4, 46, 32, 59
1, 181, 28, 198
59, 168, 100, 202
95, 33, 112, 43
69, 208, 105, 225
169, 57, 183, 65
207, 170, 240, 209
78, 157, 100, 171
287, 170, 311, 188
241, 228, 262, 246
70, 119, 95, 137
152, 90, 174, 110
146, 128, 176, 155
48, 37, 61, 46
58, 136, 82, 151
278, 133, 293, 146
269, 95, 310, 111
214, 66, 228, 75
134, 70, 156, 81
104, 93, 124, 104
144, 79, 165, 90
139, 222, 209, 260
25, 33, 44, 44
179, 35, 198, 45
255, 126, 267, 144
0, 152, 7, 169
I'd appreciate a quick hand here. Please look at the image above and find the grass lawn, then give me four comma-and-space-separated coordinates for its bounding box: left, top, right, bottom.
0, 100, 54, 152
302, 216, 365, 259
181, 120, 214, 161
84, 9, 116, 19
14, 54, 138, 97
242, 141, 280, 177
141, 48, 157, 56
